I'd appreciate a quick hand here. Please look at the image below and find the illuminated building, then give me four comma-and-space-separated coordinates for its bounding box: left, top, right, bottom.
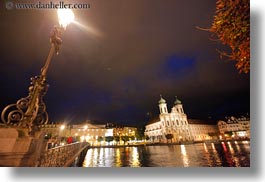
113, 126, 137, 137
188, 119, 218, 141
70, 122, 108, 145
145, 96, 219, 143
145, 96, 192, 143
217, 116, 250, 139
40, 123, 71, 137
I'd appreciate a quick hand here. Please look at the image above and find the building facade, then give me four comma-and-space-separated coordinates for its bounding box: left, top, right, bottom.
217, 116, 250, 139
70, 122, 108, 145
188, 119, 219, 141
145, 96, 220, 143
40, 123, 71, 138
113, 127, 137, 137
41, 121, 138, 146
145, 96, 192, 143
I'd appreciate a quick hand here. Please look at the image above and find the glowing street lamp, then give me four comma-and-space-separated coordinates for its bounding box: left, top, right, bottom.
57, 9, 75, 29
41, 9, 75, 76
1, 9, 75, 135
60, 125, 65, 131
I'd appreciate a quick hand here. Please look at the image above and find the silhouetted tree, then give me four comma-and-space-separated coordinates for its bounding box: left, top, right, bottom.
208, 132, 218, 139
144, 135, 150, 141
114, 136, 120, 145
97, 136, 104, 142
135, 126, 145, 140
105, 136, 114, 143
198, 0, 250, 73
224, 131, 233, 137
121, 136, 130, 144
165, 134, 174, 143
130, 136, 135, 141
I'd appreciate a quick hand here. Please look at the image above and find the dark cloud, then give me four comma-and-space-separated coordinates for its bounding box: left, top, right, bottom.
0, 0, 250, 126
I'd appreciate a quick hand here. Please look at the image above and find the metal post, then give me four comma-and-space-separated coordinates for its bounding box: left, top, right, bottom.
1, 26, 63, 135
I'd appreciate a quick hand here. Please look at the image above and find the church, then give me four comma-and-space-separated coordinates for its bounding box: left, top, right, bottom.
144, 95, 218, 143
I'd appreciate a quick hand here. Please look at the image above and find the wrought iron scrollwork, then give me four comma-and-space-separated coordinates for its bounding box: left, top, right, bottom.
1, 76, 49, 131
1, 25, 63, 134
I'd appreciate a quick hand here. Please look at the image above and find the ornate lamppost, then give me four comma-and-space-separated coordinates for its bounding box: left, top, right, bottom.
1, 9, 75, 136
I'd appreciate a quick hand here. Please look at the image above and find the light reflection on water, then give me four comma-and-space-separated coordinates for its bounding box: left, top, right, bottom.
82, 141, 250, 167
180, 145, 189, 167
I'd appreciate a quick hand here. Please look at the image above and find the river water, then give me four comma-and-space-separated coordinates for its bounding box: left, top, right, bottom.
82, 140, 250, 167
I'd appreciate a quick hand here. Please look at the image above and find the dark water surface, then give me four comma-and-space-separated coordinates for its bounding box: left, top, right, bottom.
82, 141, 250, 167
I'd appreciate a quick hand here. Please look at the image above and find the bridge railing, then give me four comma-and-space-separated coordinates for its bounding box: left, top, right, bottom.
38, 142, 89, 167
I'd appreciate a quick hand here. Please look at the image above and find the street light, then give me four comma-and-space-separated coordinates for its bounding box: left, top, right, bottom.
1, 9, 75, 135
59, 124, 66, 145
58, 9, 75, 29
60, 125, 65, 131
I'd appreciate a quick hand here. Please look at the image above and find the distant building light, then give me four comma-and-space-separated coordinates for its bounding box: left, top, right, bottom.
105, 129, 113, 137
60, 125, 65, 130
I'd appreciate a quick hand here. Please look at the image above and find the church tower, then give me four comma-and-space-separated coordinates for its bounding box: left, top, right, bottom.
158, 95, 168, 114
174, 96, 184, 113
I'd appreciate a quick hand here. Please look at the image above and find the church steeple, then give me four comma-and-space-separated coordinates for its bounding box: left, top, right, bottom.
174, 96, 182, 105
158, 94, 168, 114
174, 96, 184, 113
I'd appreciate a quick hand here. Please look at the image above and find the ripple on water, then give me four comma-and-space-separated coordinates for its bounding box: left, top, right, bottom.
82, 141, 250, 167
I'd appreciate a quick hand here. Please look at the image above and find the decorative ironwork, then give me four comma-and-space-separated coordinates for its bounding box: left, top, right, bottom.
1, 76, 49, 131
1, 26, 64, 135
38, 142, 90, 167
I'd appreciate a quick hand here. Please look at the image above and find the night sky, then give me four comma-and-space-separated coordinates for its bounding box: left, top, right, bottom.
0, 0, 250, 126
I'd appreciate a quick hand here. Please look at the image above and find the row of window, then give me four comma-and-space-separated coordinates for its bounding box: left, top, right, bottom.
172, 107, 184, 113
190, 127, 216, 132
77, 128, 105, 132
162, 119, 188, 127
146, 125, 188, 132
160, 107, 184, 114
